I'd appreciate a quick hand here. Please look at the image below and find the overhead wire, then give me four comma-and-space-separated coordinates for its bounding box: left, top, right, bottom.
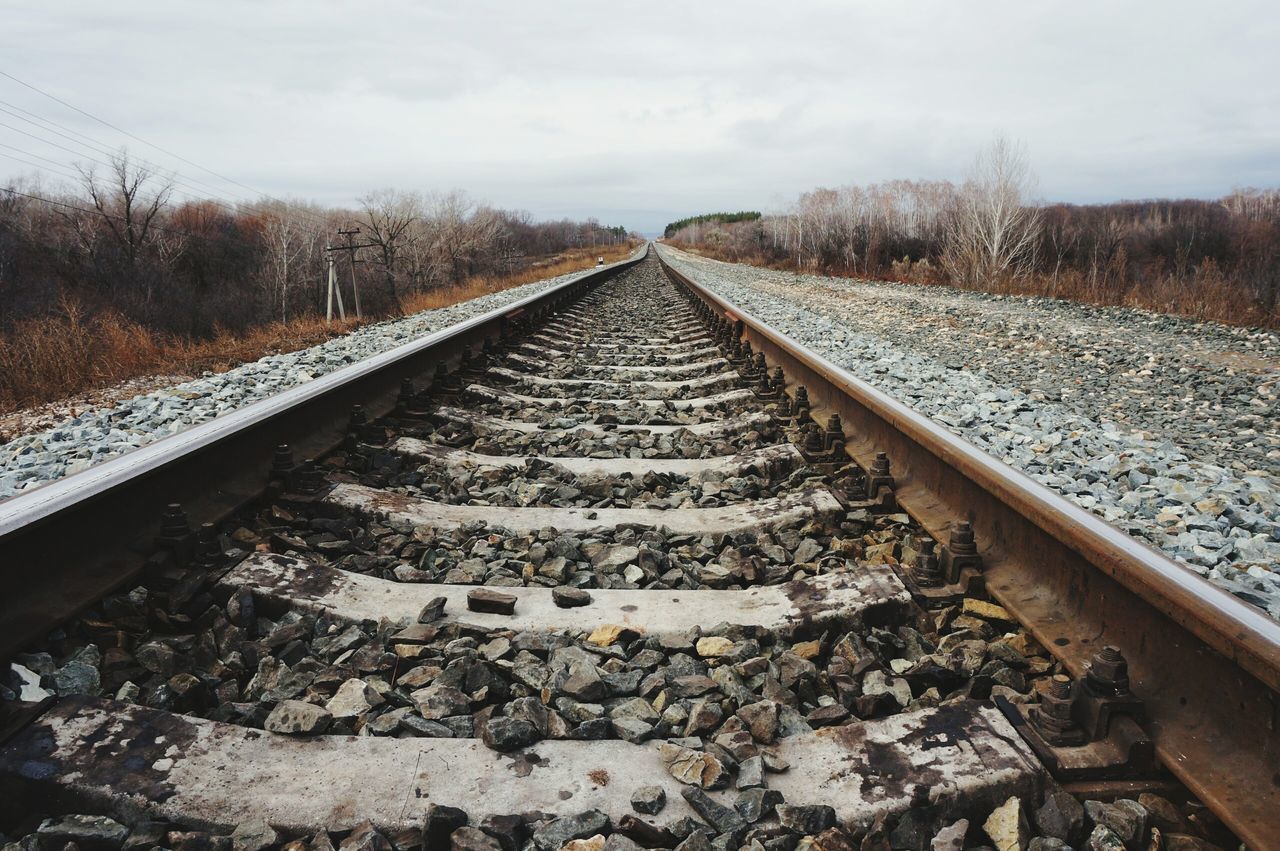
0, 97, 288, 211
0, 146, 85, 183
0, 70, 339, 233
0, 115, 336, 237
0, 100, 287, 216
0, 121, 330, 242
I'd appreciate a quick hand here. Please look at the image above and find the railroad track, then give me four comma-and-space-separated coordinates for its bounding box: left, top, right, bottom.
0, 247, 1274, 850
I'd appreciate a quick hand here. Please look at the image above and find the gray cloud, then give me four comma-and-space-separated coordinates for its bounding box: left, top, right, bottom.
2, 0, 1276, 234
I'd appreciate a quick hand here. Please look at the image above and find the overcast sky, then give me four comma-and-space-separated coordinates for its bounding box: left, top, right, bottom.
2, 1, 1277, 234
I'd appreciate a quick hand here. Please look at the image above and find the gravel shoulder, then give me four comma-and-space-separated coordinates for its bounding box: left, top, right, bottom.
657, 244, 1280, 619
0, 261, 630, 502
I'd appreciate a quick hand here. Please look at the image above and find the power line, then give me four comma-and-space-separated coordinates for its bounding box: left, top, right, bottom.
0, 147, 84, 183
0, 127, 329, 242
0, 115, 320, 230
0, 118, 217, 202
0, 77, 334, 235
0, 69, 336, 232
0, 97, 278, 210
0, 99, 280, 214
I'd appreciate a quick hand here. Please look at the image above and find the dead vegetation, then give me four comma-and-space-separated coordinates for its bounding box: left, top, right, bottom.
665, 141, 1280, 329
0, 243, 634, 414
671, 240, 1279, 329
398, 244, 634, 313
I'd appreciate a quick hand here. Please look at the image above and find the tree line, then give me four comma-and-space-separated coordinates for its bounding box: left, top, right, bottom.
663, 211, 760, 239
665, 140, 1280, 327
0, 152, 637, 337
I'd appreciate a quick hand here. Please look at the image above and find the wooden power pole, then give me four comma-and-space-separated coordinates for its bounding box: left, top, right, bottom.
324, 226, 376, 322
325, 248, 346, 322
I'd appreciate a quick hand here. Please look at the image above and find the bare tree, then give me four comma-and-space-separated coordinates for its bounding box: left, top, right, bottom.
943, 136, 1042, 287
77, 151, 173, 267
428, 191, 476, 285
254, 202, 312, 322
152, 227, 188, 286
359, 189, 421, 299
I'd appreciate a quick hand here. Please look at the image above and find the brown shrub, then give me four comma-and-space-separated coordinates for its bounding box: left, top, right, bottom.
0, 243, 638, 414
398, 244, 636, 314
667, 241, 1278, 328
0, 299, 158, 409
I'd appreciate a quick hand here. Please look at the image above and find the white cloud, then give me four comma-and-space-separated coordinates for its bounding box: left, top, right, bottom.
2, 0, 1277, 233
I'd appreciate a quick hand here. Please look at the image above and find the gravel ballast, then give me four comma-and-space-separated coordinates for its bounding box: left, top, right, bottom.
1, 253, 1239, 850
0, 259, 636, 502
657, 244, 1280, 619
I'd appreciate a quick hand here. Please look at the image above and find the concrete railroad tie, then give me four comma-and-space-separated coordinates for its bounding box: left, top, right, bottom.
217, 552, 911, 637
0, 696, 1044, 833
464, 383, 755, 411
391, 438, 802, 483
324, 482, 844, 537
487, 366, 740, 396
433, 406, 773, 437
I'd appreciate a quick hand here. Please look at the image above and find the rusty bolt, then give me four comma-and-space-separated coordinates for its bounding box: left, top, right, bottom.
349, 405, 369, 430
949, 521, 978, 557
271, 444, 294, 475
777, 395, 793, 417
752, 352, 766, 374
159, 503, 189, 542
398, 378, 415, 404
195, 523, 222, 567
295, 460, 324, 494
803, 423, 825, 454
1034, 674, 1085, 745
912, 539, 943, 588
1086, 646, 1131, 696
869, 452, 891, 480
865, 452, 895, 505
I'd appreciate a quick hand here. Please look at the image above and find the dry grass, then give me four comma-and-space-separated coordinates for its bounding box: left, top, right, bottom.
0, 243, 637, 414
398, 244, 636, 313
0, 303, 360, 414
665, 241, 1279, 329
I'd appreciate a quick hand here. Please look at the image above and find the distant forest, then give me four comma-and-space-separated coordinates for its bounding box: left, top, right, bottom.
0, 152, 639, 410
0, 153, 635, 336
665, 142, 1279, 328
664, 211, 760, 238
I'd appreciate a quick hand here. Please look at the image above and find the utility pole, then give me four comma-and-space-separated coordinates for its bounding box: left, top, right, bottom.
325, 248, 346, 322
324, 226, 376, 321
339, 226, 363, 319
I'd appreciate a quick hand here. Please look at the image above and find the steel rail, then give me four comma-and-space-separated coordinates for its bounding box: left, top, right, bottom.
0, 247, 647, 664
658, 250, 1280, 849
